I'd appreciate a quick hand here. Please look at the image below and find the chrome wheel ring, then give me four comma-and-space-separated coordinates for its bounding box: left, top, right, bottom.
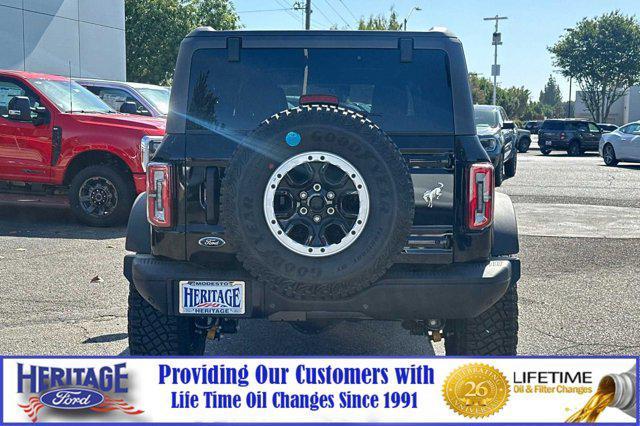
264, 151, 369, 257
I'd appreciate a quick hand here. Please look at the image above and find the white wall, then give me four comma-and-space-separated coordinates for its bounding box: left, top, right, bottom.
573, 89, 635, 126
0, 0, 125, 80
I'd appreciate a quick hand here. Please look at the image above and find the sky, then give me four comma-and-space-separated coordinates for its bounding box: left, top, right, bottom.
232, 0, 640, 102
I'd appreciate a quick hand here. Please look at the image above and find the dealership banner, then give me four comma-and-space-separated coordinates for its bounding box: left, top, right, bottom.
1, 357, 637, 424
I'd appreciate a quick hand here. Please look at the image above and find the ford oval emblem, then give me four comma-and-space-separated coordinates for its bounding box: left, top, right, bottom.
198, 236, 226, 248
40, 388, 104, 410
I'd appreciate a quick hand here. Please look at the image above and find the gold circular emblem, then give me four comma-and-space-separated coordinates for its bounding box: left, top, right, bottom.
443, 363, 510, 418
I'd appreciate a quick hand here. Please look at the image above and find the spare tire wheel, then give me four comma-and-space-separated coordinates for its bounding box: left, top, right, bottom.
221, 105, 414, 299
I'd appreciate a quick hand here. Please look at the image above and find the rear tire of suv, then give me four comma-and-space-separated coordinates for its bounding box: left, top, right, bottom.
127, 283, 207, 356
603, 144, 619, 166
568, 140, 582, 157
69, 165, 134, 227
221, 105, 414, 300
444, 282, 518, 355
504, 152, 517, 178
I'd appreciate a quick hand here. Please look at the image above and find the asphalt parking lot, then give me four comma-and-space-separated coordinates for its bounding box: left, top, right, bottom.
1, 139, 639, 356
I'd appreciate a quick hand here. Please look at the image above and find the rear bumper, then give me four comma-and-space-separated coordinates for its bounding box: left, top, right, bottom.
124, 254, 520, 321
539, 139, 599, 151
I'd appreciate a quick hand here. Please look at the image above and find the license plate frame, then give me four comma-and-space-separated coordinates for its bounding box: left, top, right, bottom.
178, 280, 245, 315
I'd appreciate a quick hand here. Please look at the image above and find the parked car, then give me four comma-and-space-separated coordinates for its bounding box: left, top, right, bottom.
123, 29, 521, 356
515, 123, 532, 153
599, 121, 640, 166
538, 119, 603, 156
597, 123, 618, 133
523, 120, 542, 134
0, 70, 165, 226
473, 104, 517, 186
75, 79, 170, 118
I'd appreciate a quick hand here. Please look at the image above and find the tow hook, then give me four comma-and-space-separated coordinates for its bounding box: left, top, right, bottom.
195, 318, 239, 340
401, 319, 445, 342
427, 319, 444, 343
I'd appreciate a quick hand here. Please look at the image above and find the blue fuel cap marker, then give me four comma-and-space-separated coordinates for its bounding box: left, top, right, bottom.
285, 131, 301, 147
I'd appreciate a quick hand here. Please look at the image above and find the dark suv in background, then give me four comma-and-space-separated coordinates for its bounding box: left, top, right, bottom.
473, 104, 517, 186
538, 119, 603, 156
523, 120, 542, 134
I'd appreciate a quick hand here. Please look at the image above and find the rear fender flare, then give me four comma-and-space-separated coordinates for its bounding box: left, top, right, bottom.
125, 193, 151, 254
492, 192, 519, 256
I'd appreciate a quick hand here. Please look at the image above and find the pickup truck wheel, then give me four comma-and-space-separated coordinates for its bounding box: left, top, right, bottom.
221, 105, 414, 300
69, 165, 134, 227
504, 151, 517, 178
127, 283, 206, 356
517, 138, 530, 153
603, 144, 619, 166
494, 155, 504, 187
444, 282, 518, 355
540, 147, 552, 155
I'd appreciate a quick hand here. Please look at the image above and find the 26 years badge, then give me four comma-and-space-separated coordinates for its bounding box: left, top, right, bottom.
443, 363, 510, 418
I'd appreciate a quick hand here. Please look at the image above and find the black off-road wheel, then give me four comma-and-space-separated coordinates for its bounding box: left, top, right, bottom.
540, 147, 552, 156
602, 144, 619, 166
444, 283, 518, 355
221, 105, 414, 300
127, 283, 207, 356
504, 151, 517, 178
69, 165, 134, 227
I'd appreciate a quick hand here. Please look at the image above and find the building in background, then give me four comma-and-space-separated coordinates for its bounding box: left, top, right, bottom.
0, 0, 125, 80
574, 86, 640, 126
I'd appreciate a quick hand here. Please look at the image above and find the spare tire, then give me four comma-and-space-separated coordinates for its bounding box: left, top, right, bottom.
221, 105, 414, 300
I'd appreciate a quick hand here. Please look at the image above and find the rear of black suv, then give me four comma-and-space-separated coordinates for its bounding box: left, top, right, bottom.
124, 29, 520, 356
538, 119, 603, 156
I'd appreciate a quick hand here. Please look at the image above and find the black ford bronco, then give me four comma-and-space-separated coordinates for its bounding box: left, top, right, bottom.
123, 29, 521, 356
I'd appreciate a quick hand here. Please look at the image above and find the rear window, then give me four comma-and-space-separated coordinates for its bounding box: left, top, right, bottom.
542, 120, 564, 131
186, 48, 453, 134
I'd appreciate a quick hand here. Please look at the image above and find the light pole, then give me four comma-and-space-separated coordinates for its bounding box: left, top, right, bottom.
403, 6, 422, 31
483, 15, 508, 105
563, 28, 574, 118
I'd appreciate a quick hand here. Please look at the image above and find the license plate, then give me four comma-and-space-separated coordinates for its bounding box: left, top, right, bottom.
545, 141, 552, 146
179, 281, 245, 315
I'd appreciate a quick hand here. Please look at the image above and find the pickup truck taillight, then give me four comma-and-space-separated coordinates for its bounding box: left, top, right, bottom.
467, 163, 494, 230
140, 135, 164, 172
147, 163, 173, 227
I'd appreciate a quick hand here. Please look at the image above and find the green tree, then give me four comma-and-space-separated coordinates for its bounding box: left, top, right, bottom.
497, 86, 531, 120
549, 11, 640, 122
125, 0, 240, 84
522, 101, 553, 121
539, 75, 563, 108
468, 74, 493, 105
358, 7, 403, 30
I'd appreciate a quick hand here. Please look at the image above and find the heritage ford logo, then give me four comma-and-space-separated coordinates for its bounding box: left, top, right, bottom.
16, 363, 143, 422
40, 388, 104, 410
179, 280, 246, 315
198, 236, 226, 247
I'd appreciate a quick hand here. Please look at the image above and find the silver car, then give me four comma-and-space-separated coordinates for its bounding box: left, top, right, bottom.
599, 121, 640, 166
75, 79, 170, 118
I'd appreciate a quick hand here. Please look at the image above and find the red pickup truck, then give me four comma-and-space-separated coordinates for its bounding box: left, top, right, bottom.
0, 70, 165, 226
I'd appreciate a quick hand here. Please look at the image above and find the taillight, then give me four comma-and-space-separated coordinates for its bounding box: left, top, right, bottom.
147, 162, 173, 227
468, 163, 494, 230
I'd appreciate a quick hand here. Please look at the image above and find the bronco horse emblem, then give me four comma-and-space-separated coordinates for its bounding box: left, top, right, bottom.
423, 183, 444, 208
